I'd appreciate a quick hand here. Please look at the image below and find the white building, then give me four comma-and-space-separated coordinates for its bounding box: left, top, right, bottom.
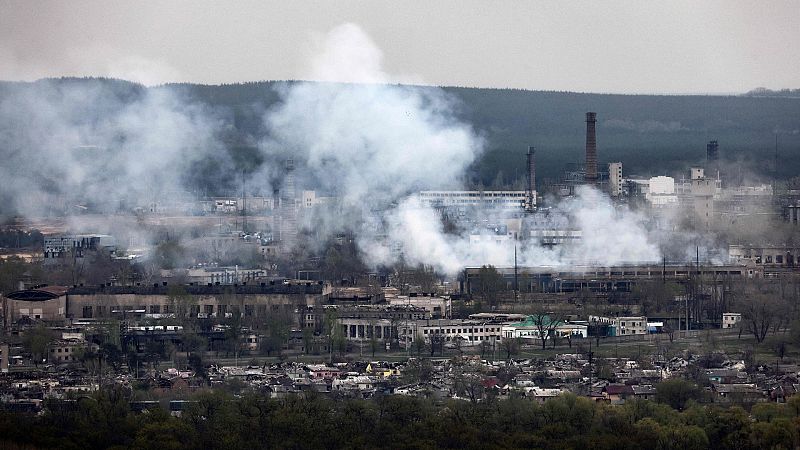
608, 162, 623, 197
469, 233, 513, 245
501, 323, 588, 340
613, 316, 648, 336
722, 313, 742, 329
387, 295, 452, 319
301, 190, 335, 208
418, 320, 504, 345
646, 176, 678, 206
418, 190, 529, 210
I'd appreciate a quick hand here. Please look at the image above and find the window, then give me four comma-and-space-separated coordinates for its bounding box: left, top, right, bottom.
82, 306, 93, 318
204, 305, 214, 315
776, 255, 784, 264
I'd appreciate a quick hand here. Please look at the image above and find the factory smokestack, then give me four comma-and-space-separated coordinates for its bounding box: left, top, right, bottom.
526, 146, 536, 211
706, 140, 719, 162
706, 140, 719, 179
585, 112, 598, 185
279, 159, 297, 253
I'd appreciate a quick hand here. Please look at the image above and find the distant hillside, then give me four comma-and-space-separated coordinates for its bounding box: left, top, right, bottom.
164, 80, 800, 186
2, 78, 799, 190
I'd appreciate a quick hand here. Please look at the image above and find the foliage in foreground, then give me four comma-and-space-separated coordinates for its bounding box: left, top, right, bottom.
1, 385, 800, 450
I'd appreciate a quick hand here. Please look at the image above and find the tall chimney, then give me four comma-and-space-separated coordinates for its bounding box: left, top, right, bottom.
706, 140, 719, 162
585, 112, 598, 185
526, 146, 536, 211
279, 159, 297, 253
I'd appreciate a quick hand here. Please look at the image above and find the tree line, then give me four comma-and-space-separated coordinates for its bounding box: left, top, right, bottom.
1, 380, 799, 449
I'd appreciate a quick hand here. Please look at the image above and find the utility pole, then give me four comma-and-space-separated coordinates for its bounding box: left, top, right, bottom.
514, 245, 518, 303
588, 335, 593, 395
241, 169, 247, 234
774, 133, 779, 194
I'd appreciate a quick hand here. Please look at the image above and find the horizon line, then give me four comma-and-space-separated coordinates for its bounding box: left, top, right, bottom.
2, 76, 793, 98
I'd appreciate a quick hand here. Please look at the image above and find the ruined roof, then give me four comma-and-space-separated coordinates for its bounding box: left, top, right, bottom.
603, 384, 634, 395
6, 286, 68, 301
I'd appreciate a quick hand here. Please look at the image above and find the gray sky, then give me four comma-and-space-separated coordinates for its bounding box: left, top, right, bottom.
1, 0, 798, 93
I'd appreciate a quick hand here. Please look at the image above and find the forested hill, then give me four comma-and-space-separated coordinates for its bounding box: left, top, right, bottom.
3, 78, 799, 188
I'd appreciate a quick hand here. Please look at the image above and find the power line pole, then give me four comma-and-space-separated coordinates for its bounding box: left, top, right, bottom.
241, 169, 247, 234
514, 245, 518, 303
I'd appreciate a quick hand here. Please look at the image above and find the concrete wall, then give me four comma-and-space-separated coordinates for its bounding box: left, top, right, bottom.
7, 297, 66, 323
66, 292, 323, 328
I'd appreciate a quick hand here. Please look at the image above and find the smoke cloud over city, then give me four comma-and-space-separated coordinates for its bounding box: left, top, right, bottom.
0, 22, 711, 274
262, 23, 663, 274
0, 79, 229, 216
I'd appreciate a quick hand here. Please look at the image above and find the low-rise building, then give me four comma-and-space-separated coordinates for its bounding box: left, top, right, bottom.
5, 286, 68, 325
418, 319, 503, 345
49, 339, 93, 364
500, 316, 588, 341
612, 316, 648, 336
722, 313, 742, 329
387, 294, 451, 319
728, 244, 799, 268
43, 234, 116, 260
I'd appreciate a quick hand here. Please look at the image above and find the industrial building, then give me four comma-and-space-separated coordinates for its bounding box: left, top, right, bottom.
43, 234, 116, 260
462, 263, 759, 295
417, 190, 528, 210
4, 282, 331, 331
608, 162, 623, 197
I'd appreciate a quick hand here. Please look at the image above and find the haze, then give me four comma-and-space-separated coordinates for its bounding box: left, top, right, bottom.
1, 0, 798, 93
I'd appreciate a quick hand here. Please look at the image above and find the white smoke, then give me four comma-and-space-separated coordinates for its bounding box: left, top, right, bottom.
0, 79, 228, 217
370, 187, 661, 274
264, 23, 663, 275
0, 22, 671, 276
262, 23, 483, 259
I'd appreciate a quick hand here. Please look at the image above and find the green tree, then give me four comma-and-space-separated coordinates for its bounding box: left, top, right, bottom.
413, 333, 427, 356
499, 337, 521, 360
0, 256, 27, 294
655, 379, 704, 410
22, 324, 53, 366
476, 265, 504, 308
302, 326, 314, 355
181, 331, 207, 359
153, 240, 186, 270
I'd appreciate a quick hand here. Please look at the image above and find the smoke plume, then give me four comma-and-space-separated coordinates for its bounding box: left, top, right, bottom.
263, 23, 662, 274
